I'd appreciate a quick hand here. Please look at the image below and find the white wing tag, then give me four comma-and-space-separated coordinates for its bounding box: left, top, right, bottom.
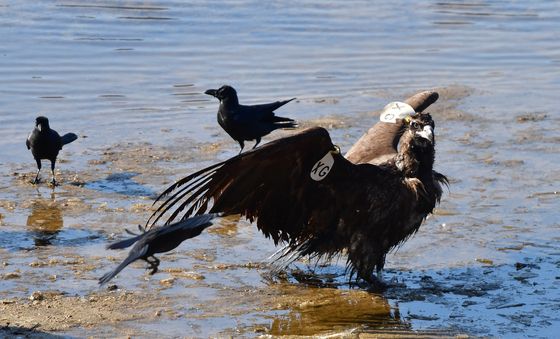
310, 151, 335, 181
379, 101, 416, 123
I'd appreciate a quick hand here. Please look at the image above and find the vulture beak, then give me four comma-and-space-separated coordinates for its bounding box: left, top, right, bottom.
416, 125, 434, 143
37, 124, 42, 132
204, 89, 218, 97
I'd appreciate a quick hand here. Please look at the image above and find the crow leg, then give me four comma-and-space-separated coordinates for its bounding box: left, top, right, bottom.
32, 159, 42, 184
50, 159, 57, 186
253, 137, 261, 149
146, 256, 160, 275
237, 140, 245, 154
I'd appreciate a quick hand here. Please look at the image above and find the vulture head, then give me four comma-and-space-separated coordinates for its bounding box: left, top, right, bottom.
396, 113, 437, 178
407, 113, 435, 146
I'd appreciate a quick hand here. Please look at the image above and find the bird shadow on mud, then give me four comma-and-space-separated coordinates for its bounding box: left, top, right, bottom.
84, 172, 156, 198
0, 229, 104, 251
0, 324, 69, 339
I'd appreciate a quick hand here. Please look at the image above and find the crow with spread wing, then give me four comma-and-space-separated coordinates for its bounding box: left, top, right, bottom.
99, 214, 217, 285
146, 91, 447, 284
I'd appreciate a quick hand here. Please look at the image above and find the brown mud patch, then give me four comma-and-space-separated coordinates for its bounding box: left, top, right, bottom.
0, 290, 174, 335
299, 115, 349, 130
358, 85, 476, 124
410, 85, 476, 121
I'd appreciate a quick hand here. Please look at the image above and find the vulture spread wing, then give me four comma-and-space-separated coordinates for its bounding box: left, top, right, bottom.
148, 127, 398, 254
147, 127, 360, 246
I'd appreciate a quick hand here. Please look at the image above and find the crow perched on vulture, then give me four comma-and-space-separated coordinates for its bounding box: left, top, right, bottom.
205, 85, 297, 153
99, 214, 217, 285
26, 116, 78, 185
144, 91, 447, 284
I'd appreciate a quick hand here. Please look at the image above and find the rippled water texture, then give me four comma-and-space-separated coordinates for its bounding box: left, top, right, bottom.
0, 1, 559, 337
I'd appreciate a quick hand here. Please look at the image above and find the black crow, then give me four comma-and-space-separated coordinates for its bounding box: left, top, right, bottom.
26, 116, 78, 185
204, 85, 297, 153
99, 214, 217, 285
146, 92, 447, 285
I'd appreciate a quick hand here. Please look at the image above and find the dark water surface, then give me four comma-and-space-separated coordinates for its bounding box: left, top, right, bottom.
0, 1, 559, 337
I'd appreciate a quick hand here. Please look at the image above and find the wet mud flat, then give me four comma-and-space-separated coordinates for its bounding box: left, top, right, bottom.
0, 88, 559, 338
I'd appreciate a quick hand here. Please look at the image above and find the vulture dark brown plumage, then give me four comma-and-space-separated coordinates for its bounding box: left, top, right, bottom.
145, 91, 447, 284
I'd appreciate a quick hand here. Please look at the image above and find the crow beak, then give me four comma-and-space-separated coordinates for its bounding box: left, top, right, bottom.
204, 89, 218, 97
416, 125, 433, 143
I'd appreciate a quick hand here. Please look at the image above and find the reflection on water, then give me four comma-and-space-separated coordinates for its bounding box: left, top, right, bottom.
26, 193, 63, 246
267, 287, 403, 336
207, 214, 240, 237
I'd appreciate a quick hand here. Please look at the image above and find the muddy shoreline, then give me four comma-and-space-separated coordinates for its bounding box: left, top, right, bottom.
1, 86, 559, 337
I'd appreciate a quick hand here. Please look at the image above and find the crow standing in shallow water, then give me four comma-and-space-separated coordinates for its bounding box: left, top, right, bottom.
99, 214, 217, 285
26, 116, 78, 185
205, 85, 297, 153
145, 91, 447, 286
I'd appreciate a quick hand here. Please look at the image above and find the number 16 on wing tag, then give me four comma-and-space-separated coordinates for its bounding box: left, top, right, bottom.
310, 151, 335, 181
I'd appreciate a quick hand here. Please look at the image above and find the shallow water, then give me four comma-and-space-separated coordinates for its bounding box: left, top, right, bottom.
1, 1, 559, 337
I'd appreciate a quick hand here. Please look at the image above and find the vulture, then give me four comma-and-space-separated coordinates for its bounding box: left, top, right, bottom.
141, 91, 447, 284
26, 116, 78, 185
205, 85, 297, 153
